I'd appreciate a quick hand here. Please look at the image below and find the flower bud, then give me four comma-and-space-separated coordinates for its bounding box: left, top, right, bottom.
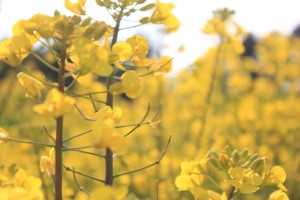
251, 158, 265, 171
219, 154, 229, 169
210, 158, 223, 170
0, 127, 9, 144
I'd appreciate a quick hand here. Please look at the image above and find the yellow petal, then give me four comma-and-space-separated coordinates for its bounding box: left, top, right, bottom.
121, 70, 141, 98
17, 72, 45, 99
33, 89, 76, 118
112, 42, 133, 61
65, 0, 86, 15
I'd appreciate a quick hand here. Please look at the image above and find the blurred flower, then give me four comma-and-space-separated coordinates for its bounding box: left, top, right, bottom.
227, 166, 263, 194
65, 0, 86, 15
269, 190, 289, 200
17, 72, 45, 99
33, 89, 76, 118
40, 148, 55, 178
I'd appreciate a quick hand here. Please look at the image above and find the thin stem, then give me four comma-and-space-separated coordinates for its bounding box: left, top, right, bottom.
124, 103, 150, 137
30, 52, 59, 72
70, 95, 106, 104
65, 74, 80, 91
196, 45, 222, 150
122, 63, 149, 68
119, 22, 149, 30
103, 4, 125, 186
115, 121, 150, 128
88, 91, 98, 112
227, 186, 236, 200
155, 179, 159, 200
71, 167, 91, 196
42, 125, 56, 143
65, 166, 105, 183
63, 129, 93, 143
74, 104, 97, 121
64, 149, 105, 158
68, 91, 108, 96
8, 138, 54, 147
54, 42, 67, 200
63, 145, 93, 151
113, 136, 172, 178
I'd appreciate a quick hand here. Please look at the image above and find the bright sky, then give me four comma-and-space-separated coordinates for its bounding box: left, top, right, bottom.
0, 0, 300, 73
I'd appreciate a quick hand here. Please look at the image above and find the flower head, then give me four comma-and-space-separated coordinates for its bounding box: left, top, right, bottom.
17, 72, 45, 99
40, 148, 55, 178
33, 89, 76, 118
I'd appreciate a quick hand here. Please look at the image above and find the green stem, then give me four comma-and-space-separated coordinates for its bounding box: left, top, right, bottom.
30, 52, 59, 72
104, 5, 125, 186
63, 129, 93, 143
196, 44, 222, 150
65, 166, 105, 183
114, 136, 171, 178
8, 138, 54, 147
54, 42, 67, 200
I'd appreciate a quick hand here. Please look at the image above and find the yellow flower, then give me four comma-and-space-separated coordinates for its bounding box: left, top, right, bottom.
110, 41, 133, 71
33, 89, 76, 118
40, 148, 55, 178
126, 35, 148, 60
175, 159, 206, 191
17, 14, 64, 38
0, 127, 9, 144
17, 72, 45, 99
65, 0, 86, 15
90, 186, 128, 200
151, 2, 180, 32
112, 42, 133, 62
269, 190, 289, 200
227, 167, 263, 194
121, 70, 141, 98
266, 166, 287, 191
149, 56, 173, 76
0, 34, 33, 66
92, 120, 127, 153
95, 106, 122, 125
68, 37, 113, 76
109, 70, 141, 98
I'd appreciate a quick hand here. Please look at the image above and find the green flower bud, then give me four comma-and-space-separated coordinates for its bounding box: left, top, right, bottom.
93, 22, 107, 41
224, 145, 232, 155
209, 149, 219, 160
140, 3, 155, 11
210, 158, 223, 170
251, 158, 265, 171
140, 17, 150, 24
219, 153, 229, 169
245, 154, 258, 167
81, 17, 92, 27
241, 149, 248, 159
